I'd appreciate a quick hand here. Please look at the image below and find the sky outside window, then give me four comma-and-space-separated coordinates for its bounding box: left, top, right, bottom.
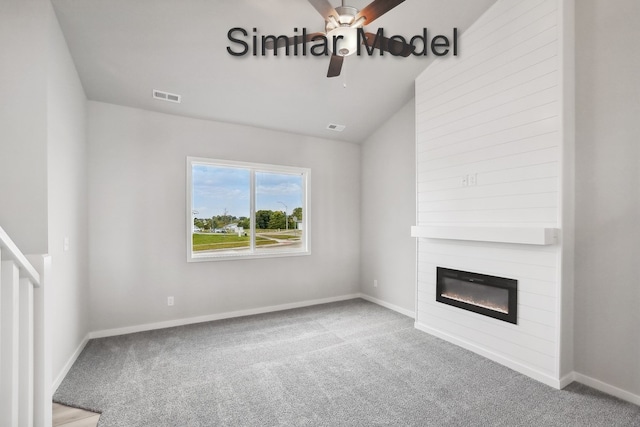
192, 164, 250, 218
192, 165, 303, 219
256, 171, 303, 216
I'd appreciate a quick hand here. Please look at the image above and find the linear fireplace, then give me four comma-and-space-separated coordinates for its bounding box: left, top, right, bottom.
436, 267, 518, 324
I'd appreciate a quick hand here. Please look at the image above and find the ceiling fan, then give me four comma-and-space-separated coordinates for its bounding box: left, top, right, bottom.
266, 0, 413, 77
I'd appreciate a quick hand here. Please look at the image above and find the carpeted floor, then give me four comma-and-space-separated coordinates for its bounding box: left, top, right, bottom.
54, 299, 640, 426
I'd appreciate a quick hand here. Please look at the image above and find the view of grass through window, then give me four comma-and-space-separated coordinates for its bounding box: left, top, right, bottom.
189, 158, 308, 260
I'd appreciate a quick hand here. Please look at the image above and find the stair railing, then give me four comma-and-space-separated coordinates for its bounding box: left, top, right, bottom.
1, 226, 51, 427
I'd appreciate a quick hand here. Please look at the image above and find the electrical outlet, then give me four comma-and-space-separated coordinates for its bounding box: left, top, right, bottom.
167, 296, 174, 306
374, 279, 378, 288
469, 173, 477, 186
63, 237, 70, 252
461, 175, 468, 187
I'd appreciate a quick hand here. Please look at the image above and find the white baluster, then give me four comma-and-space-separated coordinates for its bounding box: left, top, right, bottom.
1, 260, 20, 427
19, 277, 34, 427
29, 254, 51, 427
1, 228, 43, 427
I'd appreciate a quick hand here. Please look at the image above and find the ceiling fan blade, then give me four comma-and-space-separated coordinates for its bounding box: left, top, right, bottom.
356, 0, 406, 25
327, 54, 344, 78
363, 32, 413, 57
307, 0, 339, 21
264, 32, 325, 50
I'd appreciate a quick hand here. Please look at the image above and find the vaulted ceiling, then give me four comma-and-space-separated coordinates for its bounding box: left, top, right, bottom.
51, 0, 496, 143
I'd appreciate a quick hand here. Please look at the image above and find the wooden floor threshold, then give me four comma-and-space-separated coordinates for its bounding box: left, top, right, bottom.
53, 402, 101, 427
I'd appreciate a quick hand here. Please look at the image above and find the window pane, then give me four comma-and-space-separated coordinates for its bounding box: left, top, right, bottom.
187, 157, 309, 262
191, 164, 251, 256
255, 171, 304, 253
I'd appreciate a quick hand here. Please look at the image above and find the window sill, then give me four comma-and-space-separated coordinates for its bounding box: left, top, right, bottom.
187, 250, 311, 262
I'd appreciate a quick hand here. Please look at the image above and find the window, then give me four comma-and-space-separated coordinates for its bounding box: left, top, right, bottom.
187, 157, 310, 261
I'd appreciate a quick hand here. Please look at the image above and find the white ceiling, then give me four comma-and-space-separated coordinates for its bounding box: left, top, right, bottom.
51, 0, 496, 143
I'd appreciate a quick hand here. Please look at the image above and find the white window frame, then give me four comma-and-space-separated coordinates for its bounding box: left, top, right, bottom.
187, 156, 311, 262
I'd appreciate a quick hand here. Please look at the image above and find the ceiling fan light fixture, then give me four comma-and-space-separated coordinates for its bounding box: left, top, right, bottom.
327, 26, 359, 57
277, 0, 410, 78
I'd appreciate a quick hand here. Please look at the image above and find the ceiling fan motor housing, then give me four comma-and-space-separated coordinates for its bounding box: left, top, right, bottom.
327, 6, 360, 56
334, 6, 358, 25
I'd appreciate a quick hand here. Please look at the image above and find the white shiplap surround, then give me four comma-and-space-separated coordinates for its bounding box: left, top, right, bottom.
415, 0, 572, 388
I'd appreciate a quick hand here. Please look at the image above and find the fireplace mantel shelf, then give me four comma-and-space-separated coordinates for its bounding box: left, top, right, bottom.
411, 225, 559, 246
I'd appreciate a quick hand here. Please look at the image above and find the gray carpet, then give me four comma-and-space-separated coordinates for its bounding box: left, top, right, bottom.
54, 299, 640, 426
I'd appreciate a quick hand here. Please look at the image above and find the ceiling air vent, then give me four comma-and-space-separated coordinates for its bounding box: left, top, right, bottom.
153, 89, 181, 104
326, 123, 346, 132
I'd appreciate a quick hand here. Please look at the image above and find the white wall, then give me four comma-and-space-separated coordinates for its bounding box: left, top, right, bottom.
360, 100, 416, 315
0, 0, 90, 386
87, 101, 361, 332
414, 0, 570, 387
47, 3, 90, 383
574, 0, 640, 398
0, 0, 48, 254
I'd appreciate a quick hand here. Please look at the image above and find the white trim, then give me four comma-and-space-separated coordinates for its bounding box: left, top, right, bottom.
359, 294, 415, 319
188, 250, 312, 263
0, 226, 40, 285
556, 0, 576, 382
558, 372, 575, 389
52, 334, 89, 392
414, 321, 563, 389
186, 156, 311, 262
28, 254, 51, 427
89, 294, 361, 339
573, 372, 640, 406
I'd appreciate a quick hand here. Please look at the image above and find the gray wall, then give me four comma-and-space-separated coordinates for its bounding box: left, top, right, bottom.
574, 0, 640, 396
0, 0, 91, 384
360, 100, 416, 315
47, 2, 91, 382
87, 101, 361, 332
0, 0, 48, 254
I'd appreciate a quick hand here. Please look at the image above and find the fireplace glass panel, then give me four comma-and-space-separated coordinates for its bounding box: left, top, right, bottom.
441, 277, 509, 314
436, 267, 518, 324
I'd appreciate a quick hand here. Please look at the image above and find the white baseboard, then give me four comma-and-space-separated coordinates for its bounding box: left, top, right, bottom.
53, 333, 89, 392
358, 293, 415, 318
414, 321, 640, 406
89, 293, 362, 339
558, 372, 575, 389
572, 372, 640, 406
414, 321, 563, 389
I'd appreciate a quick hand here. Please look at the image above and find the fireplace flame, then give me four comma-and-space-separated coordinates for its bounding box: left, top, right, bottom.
441, 292, 509, 314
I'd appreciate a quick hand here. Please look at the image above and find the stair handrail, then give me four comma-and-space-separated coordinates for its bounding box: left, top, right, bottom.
0, 226, 40, 286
